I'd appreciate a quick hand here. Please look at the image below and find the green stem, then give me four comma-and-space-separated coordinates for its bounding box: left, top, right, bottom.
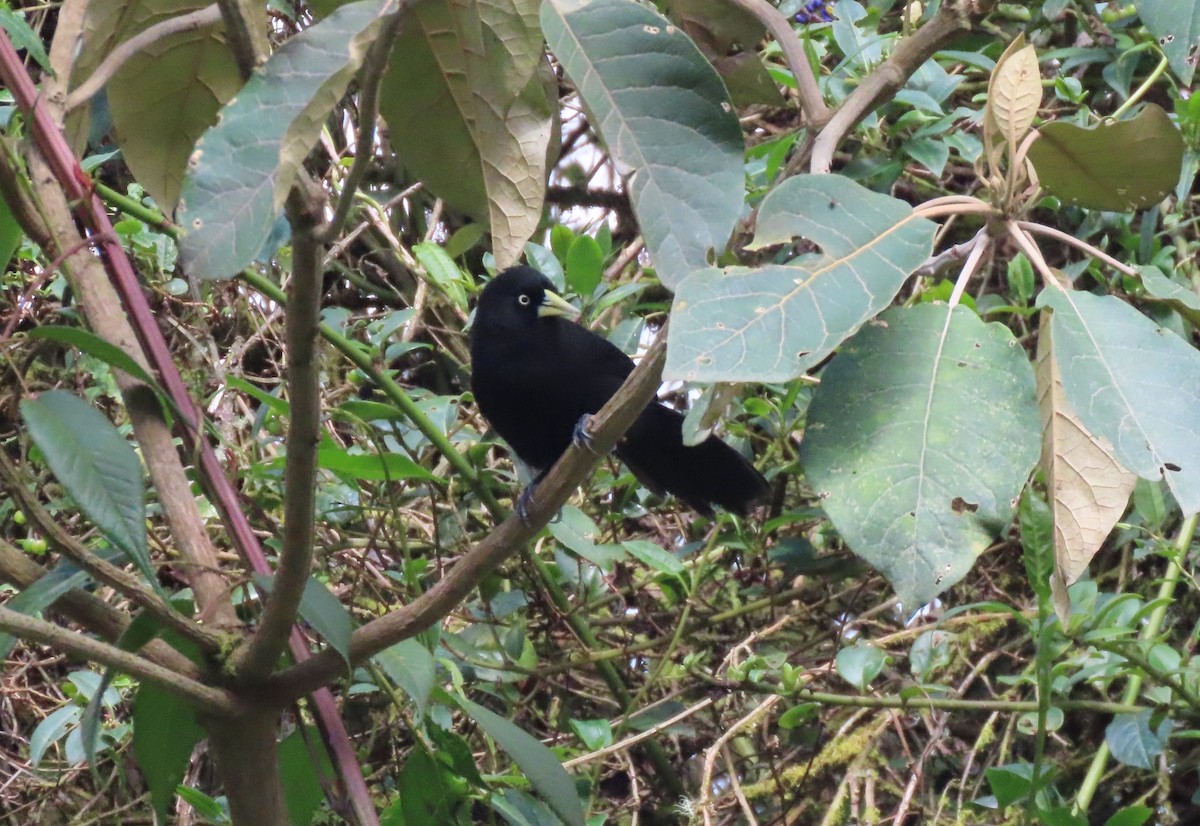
1074, 513, 1198, 813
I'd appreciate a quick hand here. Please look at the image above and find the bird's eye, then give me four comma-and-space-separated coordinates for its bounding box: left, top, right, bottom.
517, 294, 532, 306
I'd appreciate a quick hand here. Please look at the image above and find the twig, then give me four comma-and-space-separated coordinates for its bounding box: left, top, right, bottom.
0, 606, 240, 716
726, 0, 828, 125
1016, 220, 1140, 278
65, 5, 224, 111
807, 0, 976, 175
319, 12, 405, 243
0, 453, 223, 654
266, 325, 674, 702
233, 192, 327, 682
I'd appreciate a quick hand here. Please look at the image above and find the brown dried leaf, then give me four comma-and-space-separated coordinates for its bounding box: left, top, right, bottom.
1037, 315, 1136, 603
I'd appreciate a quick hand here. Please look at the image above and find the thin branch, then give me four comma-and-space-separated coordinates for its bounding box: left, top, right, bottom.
319, 13, 405, 243
0, 536, 208, 680
0, 453, 223, 654
1016, 220, 1140, 278
65, 5, 223, 111
0, 606, 241, 716
807, 0, 977, 175
266, 326, 672, 703
726, 0, 828, 125
234, 192, 327, 682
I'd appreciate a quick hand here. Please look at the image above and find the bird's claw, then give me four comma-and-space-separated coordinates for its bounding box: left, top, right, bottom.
516, 484, 536, 525
516, 483, 561, 525
572, 414, 600, 454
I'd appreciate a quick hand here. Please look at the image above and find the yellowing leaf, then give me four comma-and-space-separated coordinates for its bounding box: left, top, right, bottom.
989, 45, 1040, 146
1036, 317, 1135, 598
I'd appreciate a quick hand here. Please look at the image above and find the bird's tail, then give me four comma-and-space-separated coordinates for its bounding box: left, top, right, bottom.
617, 403, 768, 516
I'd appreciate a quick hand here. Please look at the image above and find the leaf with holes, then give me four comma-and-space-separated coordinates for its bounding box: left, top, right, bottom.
1136, 0, 1200, 86
800, 304, 1040, 608
666, 175, 936, 383
542, 0, 743, 289
1038, 289, 1200, 515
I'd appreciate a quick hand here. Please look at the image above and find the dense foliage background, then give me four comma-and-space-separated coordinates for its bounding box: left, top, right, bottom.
3, 0, 1200, 824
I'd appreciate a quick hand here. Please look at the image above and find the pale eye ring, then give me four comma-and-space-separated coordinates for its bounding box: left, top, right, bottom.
517, 294, 532, 306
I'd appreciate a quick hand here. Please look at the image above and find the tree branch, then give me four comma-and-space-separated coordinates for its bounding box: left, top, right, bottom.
266, 327, 671, 702
65, 4, 224, 111
0, 537, 208, 680
807, 0, 980, 175
725, 0, 828, 126
233, 192, 327, 682
0, 606, 242, 716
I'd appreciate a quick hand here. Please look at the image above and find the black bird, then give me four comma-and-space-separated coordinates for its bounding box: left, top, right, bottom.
470, 266, 768, 518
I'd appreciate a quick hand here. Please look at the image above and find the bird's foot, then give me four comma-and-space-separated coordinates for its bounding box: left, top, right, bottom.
516, 483, 562, 525
572, 414, 600, 454
516, 484, 537, 525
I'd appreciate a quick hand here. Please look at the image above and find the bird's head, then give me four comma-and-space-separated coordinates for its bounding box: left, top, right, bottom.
473, 266, 580, 334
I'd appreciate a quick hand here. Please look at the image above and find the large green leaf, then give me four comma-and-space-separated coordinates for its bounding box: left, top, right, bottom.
374, 639, 437, 719
1135, 0, 1200, 86
279, 727, 331, 826
666, 175, 937, 382
800, 304, 1040, 607
19, 391, 152, 585
542, 0, 744, 289
1039, 289, 1200, 515
381, 0, 555, 269
71, 0, 246, 210
177, 0, 398, 279
1027, 104, 1184, 211
455, 697, 585, 826
133, 683, 205, 823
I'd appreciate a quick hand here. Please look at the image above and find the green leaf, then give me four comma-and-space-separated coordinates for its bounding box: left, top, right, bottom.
381, 0, 554, 269
835, 643, 888, 691
30, 704, 81, 766
1106, 710, 1173, 769
1103, 804, 1154, 826
413, 242, 469, 311
20, 391, 153, 586
74, 1, 245, 210
621, 539, 686, 577
0, 187, 22, 271
666, 175, 937, 382
279, 727, 331, 826
177, 0, 399, 279
548, 505, 625, 569
568, 718, 612, 751
565, 235, 604, 296
0, 6, 51, 69
26, 326, 162, 390
390, 748, 466, 825
800, 304, 1040, 607
317, 446, 435, 481
374, 639, 436, 719
455, 697, 585, 826
1039, 289, 1200, 515
253, 574, 354, 667
1136, 0, 1200, 85
985, 764, 1034, 808
489, 788, 564, 826
134, 683, 204, 823
542, 0, 744, 289
1019, 489, 1054, 605
1027, 105, 1184, 211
